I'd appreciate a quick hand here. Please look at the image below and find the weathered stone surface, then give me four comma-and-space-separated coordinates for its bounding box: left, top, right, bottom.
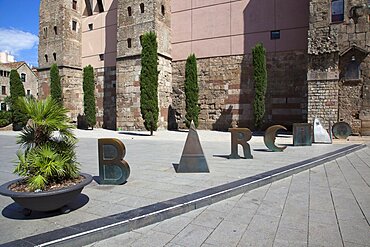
172, 52, 308, 131
116, 0, 172, 131
307, 0, 369, 134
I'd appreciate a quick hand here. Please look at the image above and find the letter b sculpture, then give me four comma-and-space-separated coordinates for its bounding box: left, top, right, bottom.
98, 138, 130, 185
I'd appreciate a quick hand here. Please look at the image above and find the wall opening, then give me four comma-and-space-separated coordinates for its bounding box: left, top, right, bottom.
127, 38, 132, 48
161, 5, 165, 16
140, 3, 144, 13
54, 26, 58, 35
53, 52, 57, 61
96, 0, 104, 13
21, 73, 26, 82
72, 20, 77, 31
45, 54, 48, 62
84, 0, 93, 16
128, 6, 132, 16
43, 27, 48, 38
331, 0, 344, 22
72, 0, 77, 10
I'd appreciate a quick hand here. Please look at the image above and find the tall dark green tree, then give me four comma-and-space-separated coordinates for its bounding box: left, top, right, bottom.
184, 54, 199, 128
50, 64, 62, 104
9, 69, 27, 130
252, 43, 267, 129
83, 65, 96, 128
140, 31, 158, 135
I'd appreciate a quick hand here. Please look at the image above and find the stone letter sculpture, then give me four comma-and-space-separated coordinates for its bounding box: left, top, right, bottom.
293, 123, 312, 146
98, 138, 130, 184
313, 118, 332, 143
177, 121, 209, 173
264, 125, 287, 152
229, 128, 253, 159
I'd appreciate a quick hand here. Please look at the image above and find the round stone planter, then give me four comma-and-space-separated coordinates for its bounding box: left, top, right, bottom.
0, 173, 92, 214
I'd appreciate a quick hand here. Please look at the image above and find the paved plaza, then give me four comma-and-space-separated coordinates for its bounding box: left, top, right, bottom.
0, 129, 369, 246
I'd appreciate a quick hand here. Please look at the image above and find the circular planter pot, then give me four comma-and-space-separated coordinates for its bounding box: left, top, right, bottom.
0, 173, 92, 212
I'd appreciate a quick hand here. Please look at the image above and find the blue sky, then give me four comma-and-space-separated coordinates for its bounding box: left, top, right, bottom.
0, 1, 39, 67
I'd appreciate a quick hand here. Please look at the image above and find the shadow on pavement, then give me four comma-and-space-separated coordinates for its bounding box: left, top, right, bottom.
1, 194, 89, 220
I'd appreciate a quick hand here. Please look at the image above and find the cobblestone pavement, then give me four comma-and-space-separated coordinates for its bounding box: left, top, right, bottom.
86, 147, 370, 247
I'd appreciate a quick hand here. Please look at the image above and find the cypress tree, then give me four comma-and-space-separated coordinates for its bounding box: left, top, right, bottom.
50, 64, 62, 104
184, 54, 199, 128
252, 43, 267, 129
9, 69, 27, 130
140, 31, 158, 135
83, 65, 96, 128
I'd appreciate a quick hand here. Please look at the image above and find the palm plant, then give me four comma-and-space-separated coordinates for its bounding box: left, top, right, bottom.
14, 97, 79, 191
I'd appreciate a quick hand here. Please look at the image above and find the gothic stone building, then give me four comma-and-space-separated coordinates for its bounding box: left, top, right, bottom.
37, 0, 370, 135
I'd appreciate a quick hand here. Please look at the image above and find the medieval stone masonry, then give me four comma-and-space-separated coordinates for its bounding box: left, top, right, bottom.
37, 0, 370, 135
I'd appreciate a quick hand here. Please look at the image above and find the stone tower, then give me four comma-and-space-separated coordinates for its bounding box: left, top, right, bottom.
116, 0, 172, 130
38, 0, 83, 120
307, 0, 369, 134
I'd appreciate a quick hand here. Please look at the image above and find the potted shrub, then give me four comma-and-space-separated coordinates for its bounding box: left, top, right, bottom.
0, 97, 92, 215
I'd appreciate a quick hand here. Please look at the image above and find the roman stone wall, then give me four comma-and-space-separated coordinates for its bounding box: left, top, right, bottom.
308, 0, 369, 134
171, 51, 308, 131
60, 67, 83, 120
95, 66, 116, 130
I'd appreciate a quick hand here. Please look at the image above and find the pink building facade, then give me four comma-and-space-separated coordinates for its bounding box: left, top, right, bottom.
38, 0, 369, 132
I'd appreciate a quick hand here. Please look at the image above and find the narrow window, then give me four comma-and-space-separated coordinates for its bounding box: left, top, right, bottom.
53, 52, 57, 61
0, 70, 3, 77
27, 90, 31, 96
127, 38, 132, 48
97, 0, 104, 13
1, 103, 6, 111
54, 26, 58, 35
72, 20, 77, 31
331, 0, 344, 22
270, 30, 280, 40
88, 23, 93, 30
43, 27, 48, 38
45, 54, 48, 62
21, 73, 26, 82
1, 86, 6, 95
161, 5, 165, 16
99, 54, 104, 61
140, 35, 143, 45
72, 0, 77, 10
140, 3, 144, 13
127, 6, 132, 16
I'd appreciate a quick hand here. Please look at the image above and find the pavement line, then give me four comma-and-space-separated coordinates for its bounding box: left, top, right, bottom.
2, 143, 366, 247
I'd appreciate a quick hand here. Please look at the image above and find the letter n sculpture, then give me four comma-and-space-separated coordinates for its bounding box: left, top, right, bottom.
98, 138, 130, 184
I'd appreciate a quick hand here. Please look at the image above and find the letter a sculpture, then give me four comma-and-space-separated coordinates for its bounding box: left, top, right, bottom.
177, 121, 209, 173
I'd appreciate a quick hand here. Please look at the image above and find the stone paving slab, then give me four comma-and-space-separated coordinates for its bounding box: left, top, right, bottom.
0, 129, 368, 246
86, 147, 370, 247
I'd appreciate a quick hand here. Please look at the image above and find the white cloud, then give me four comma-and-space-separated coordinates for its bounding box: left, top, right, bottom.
0, 28, 38, 55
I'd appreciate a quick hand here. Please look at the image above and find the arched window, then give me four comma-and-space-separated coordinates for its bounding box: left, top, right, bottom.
140, 3, 144, 13
43, 27, 48, 38
127, 38, 132, 48
45, 54, 48, 63
127, 6, 132, 16
53, 52, 57, 61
